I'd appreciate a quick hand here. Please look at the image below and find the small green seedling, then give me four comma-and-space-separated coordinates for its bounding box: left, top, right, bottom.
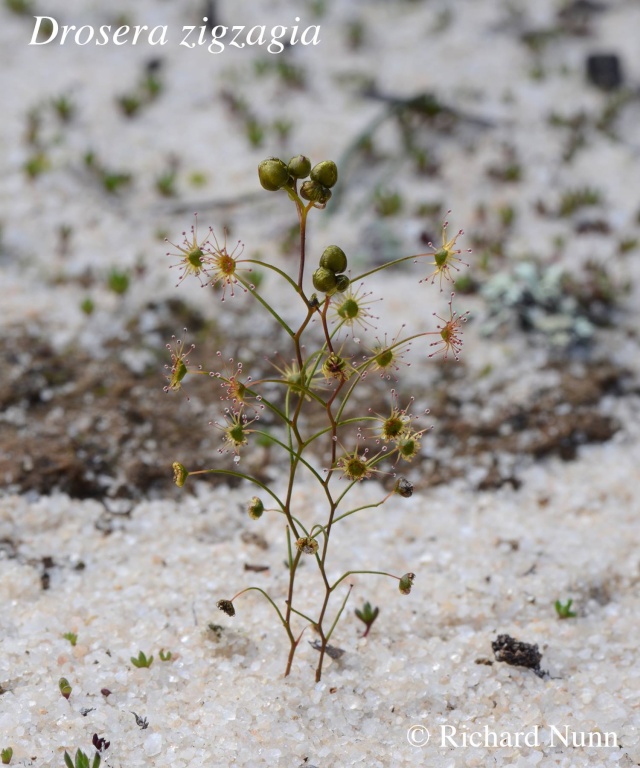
64, 749, 100, 768
374, 188, 403, 217
101, 171, 132, 195
80, 298, 95, 316
107, 269, 130, 295
23, 152, 50, 179
189, 171, 207, 188
354, 601, 380, 638
117, 94, 142, 117
558, 187, 602, 217
159, 649, 173, 661
117, 66, 163, 118
5, 0, 32, 16
83, 150, 132, 194
52, 94, 76, 123
156, 169, 178, 197
1, 747, 13, 765
63, 632, 78, 646
130, 651, 153, 668
555, 598, 577, 619
58, 677, 72, 700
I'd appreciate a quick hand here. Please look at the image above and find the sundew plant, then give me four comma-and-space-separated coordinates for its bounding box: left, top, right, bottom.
166, 154, 470, 681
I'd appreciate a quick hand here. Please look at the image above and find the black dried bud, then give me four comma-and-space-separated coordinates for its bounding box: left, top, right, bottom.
217, 599, 236, 617
395, 477, 414, 498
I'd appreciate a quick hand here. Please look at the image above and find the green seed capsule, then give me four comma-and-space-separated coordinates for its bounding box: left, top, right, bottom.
300, 180, 332, 205
248, 496, 264, 520
399, 572, 415, 595
320, 245, 347, 273
288, 154, 311, 179
312, 267, 337, 293
59, 677, 72, 700
335, 274, 350, 293
310, 160, 338, 188
258, 157, 289, 191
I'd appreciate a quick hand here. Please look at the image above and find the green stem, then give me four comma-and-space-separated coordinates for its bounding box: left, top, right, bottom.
325, 584, 353, 642
252, 429, 325, 486
230, 586, 291, 631
287, 603, 318, 626
237, 275, 295, 338
186, 468, 284, 510
330, 570, 399, 592
331, 492, 393, 524
256, 376, 327, 408
351, 252, 430, 283
244, 258, 301, 294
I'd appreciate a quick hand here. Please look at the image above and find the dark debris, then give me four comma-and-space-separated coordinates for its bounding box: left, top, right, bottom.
492, 633, 547, 678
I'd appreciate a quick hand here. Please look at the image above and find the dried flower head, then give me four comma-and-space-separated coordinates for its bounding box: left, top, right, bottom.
213, 408, 259, 461
172, 462, 188, 488
296, 536, 319, 555
332, 282, 380, 335
360, 327, 411, 381
212, 352, 262, 412
420, 211, 471, 291
337, 445, 376, 482
370, 390, 418, 444
166, 213, 214, 287
428, 293, 470, 361
166, 216, 250, 300
395, 431, 423, 462
164, 329, 195, 393
268, 357, 326, 400
207, 228, 248, 301
322, 352, 352, 383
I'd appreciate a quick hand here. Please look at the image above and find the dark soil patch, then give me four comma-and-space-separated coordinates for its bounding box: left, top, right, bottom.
0, 314, 632, 500
423, 360, 626, 490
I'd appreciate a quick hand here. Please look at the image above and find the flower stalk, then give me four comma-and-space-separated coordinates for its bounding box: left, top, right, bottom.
165, 154, 471, 680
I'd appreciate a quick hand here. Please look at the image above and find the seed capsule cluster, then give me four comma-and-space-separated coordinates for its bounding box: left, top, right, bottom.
257, 155, 338, 208
312, 245, 350, 295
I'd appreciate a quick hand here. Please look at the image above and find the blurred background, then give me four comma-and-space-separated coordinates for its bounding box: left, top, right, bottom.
1, 0, 639, 503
